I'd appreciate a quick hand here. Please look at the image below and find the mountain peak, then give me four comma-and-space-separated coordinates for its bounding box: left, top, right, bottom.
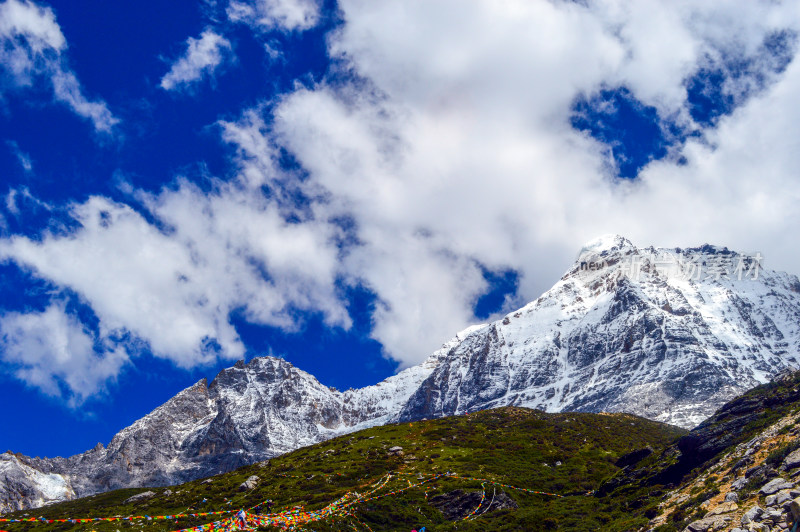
577, 234, 634, 260
3, 237, 799, 513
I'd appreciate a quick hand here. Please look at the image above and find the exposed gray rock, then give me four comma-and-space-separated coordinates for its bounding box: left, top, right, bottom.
748, 464, 770, 479
790, 497, 800, 520
123, 491, 155, 504
742, 505, 764, 525
761, 478, 794, 495
774, 490, 793, 506
684, 515, 731, 531
238, 475, 259, 492
725, 492, 739, 502
0, 452, 75, 513
705, 501, 737, 516
731, 477, 748, 490
783, 448, 800, 470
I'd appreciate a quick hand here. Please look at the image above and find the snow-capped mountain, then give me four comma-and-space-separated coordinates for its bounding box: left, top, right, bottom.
397, 235, 800, 428
3, 235, 799, 512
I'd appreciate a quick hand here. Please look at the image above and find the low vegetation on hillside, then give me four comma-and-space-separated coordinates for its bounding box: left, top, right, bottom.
1, 407, 685, 531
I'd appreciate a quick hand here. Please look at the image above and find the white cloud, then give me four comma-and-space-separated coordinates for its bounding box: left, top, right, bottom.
227, 0, 320, 32
0, 0, 118, 132
3, 0, 800, 393
259, 0, 800, 365
0, 176, 349, 373
160, 30, 233, 91
6, 140, 32, 173
0, 303, 129, 406
50, 69, 118, 131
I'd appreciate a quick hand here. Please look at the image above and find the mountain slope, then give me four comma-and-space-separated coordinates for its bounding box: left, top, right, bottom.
11, 372, 800, 531
601, 369, 800, 531
0, 407, 687, 531
2, 235, 799, 512
398, 235, 800, 428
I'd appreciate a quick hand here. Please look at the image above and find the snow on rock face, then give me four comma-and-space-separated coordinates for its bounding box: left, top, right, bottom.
4, 237, 800, 511
576, 234, 635, 261
0, 452, 74, 513
396, 241, 800, 428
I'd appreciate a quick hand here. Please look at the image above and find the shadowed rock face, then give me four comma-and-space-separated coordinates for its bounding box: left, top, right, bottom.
3, 236, 800, 512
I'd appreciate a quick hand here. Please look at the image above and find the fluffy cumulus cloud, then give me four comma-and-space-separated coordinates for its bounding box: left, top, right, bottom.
0, 181, 349, 372
160, 30, 233, 91
4, 0, 800, 399
261, 0, 800, 364
0, 303, 129, 405
0, 0, 118, 132
227, 0, 320, 32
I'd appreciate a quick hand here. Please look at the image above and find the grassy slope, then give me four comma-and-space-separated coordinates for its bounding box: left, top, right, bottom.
2, 407, 685, 532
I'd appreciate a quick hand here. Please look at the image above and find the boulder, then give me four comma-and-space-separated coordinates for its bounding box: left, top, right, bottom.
774, 490, 793, 505
790, 497, 800, 521
123, 491, 155, 504
731, 477, 748, 490
238, 475, 260, 492
741, 505, 764, 525
684, 515, 731, 531
387, 446, 405, 457
783, 448, 800, 470
725, 492, 739, 503
705, 501, 737, 517
761, 478, 794, 495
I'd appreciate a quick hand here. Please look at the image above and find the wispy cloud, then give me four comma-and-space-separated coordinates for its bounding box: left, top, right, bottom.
0, 0, 118, 133
227, 0, 321, 32
160, 30, 233, 91
6, 140, 32, 173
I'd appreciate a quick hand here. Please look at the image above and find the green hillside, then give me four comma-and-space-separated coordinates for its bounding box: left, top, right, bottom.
1, 407, 685, 532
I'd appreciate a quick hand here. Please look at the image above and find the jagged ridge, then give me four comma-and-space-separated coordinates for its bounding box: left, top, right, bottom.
2, 235, 799, 512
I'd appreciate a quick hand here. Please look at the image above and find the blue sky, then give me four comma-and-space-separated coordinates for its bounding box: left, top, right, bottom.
1, 0, 799, 457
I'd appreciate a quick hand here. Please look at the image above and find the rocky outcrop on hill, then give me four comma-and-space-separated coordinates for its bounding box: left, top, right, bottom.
608, 371, 800, 531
